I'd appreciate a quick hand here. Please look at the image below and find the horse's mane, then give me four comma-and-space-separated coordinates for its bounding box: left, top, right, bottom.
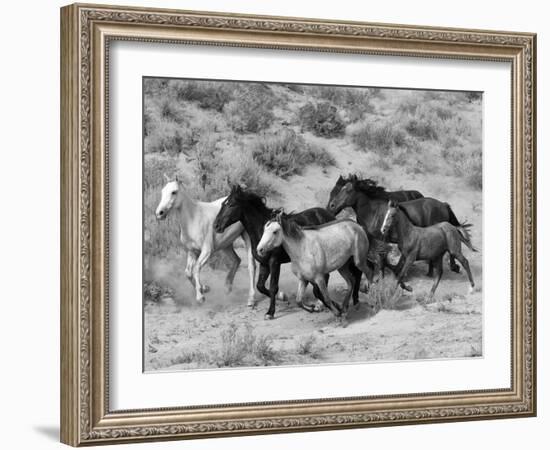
271, 212, 305, 240
341, 174, 390, 199
231, 186, 272, 215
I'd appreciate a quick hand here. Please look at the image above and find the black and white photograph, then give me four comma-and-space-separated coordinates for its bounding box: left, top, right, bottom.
143, 78, 483, 372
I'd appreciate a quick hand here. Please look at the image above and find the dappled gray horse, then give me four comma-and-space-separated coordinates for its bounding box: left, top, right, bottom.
257, 213, 374, 316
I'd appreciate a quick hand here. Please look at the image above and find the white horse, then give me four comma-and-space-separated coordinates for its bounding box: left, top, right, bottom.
256, 213, 373, 316
155, 175, 256, 306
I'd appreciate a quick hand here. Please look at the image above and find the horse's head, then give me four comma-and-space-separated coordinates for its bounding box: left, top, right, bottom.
257, 212, 285, 256
327, 174, 359, 214
214, 185, 244, 233
155, 174, 182, 220
380, 200, 399, 236
327, 175, 346, 208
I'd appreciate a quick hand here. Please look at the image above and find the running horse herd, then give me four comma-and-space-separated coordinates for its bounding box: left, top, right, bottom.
155, 174, 478, 320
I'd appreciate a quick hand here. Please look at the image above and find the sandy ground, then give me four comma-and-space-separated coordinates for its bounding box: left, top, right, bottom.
145, 246, 482, 371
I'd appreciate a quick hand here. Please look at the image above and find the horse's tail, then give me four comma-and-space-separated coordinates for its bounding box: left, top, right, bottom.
456, 224, 479, 252
445, 203, 461, 227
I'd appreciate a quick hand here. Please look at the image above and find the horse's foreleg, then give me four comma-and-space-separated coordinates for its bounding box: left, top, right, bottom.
294, 278, 311, 313
256, 263, 270, 298
242, 233, 256, 306
221, 246, 241, 295
185, 251, 198, 289
391, 254, 413, 292
193, 246, 213, 303
265, 258, 281, 320
393, 252, 417, 302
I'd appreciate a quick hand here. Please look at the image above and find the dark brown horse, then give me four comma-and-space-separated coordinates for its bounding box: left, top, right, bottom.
328, 175, 423, 206
327, 174, 463, 275
380, 200, 477, 302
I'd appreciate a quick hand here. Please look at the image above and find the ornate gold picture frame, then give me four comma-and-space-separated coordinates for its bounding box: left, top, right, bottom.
60, 3, 536, 446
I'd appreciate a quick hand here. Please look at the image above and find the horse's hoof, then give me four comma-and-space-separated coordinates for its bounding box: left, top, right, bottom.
313, 300, 324, 312
276, 292, 287, 302
224, 285, 233, 294
196, 295, 206, 304
200, 285, 210, 294
247, 299, 256, 308
468, 285, 475, 295
264, 313, 274, 320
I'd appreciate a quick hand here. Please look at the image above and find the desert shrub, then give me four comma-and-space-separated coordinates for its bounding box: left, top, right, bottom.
171, 349, 209, 366
193, 135, 219, 191
218, 323, 278, 367
144, 119, 201, 155
296, 335, 322, 359
143, 281, 174, 303
369, 277, 400, 310
172, 80, 233, 112
200, 150, 275, 200
465, 91, 482, 103
305, 86, 376, 123
441, 146, 483, 190
143, 156, 178, 189
434, 104, 454, 121
225, 84, 275, 133
254, 335, 279, 365
397, 95, 469, 142
298, 101, 345, 138
351, 122, 407, 155
405, 117, 439, 140
159, 98, 186, 122
252, 128, 335, 179
187, 135, 275, 200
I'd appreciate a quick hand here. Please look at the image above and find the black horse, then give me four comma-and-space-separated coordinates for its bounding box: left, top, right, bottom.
328, 175, 423, 205
213, 186, 363, 319
327, 175, 463, 275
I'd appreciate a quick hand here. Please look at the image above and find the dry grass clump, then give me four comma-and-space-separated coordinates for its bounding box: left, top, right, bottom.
143, 281, 175, 303
171, 80, 234, 112
298, 101, 346, 138
302, 85, 379, 123
369, 277, 400, 310
296, 334, 323, 359
252, 128, 335, 179
441, 146, 483, 190
225, 84, 275, 133
350, 122, 407, 155
218, 323, 279, 367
